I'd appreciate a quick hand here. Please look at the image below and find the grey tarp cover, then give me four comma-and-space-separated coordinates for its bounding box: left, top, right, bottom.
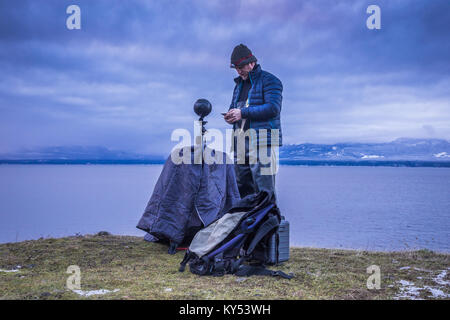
136, 146, 241, 244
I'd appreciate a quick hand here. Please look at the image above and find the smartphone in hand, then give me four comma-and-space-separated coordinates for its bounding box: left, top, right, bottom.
221, 112, 227, 116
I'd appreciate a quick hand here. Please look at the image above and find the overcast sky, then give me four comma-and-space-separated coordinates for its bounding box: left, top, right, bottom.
0, 0, 449, 155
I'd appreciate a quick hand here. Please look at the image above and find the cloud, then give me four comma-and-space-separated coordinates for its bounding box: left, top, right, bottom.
0, 0, 449, 154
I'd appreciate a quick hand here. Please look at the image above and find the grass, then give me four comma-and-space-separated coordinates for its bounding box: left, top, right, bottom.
0, 234, 448, 300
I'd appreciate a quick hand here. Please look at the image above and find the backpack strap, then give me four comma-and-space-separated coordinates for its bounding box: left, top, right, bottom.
275, 231, 280, 264
213, 252, 226, 276
245, 215, 279, 256
230, 256, 245, 273
235, 264, 293, 280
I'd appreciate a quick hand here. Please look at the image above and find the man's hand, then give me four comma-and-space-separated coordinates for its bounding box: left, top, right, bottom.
224, 108, 242, 124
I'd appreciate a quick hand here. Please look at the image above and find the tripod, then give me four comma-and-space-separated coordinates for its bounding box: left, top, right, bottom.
167, 99, 212, 255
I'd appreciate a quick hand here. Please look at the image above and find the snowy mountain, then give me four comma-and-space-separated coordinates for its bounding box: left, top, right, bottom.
1, 138, 449, 163
0, 145, 164, 162
279, 138, 450, 161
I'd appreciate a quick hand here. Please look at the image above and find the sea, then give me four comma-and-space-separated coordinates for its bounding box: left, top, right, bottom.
0, 164, 449, 252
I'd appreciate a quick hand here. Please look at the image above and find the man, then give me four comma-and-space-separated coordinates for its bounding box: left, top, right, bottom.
224, 44, 283, 200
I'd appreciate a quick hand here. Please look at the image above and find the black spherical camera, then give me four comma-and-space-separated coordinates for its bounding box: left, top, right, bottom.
193, 98, 212, 119
194, 98, 211, 138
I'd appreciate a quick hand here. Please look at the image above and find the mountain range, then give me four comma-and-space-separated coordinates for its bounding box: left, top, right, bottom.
0, 146, 163, 163
278, 137, 450, 161
1, 138, 449, 165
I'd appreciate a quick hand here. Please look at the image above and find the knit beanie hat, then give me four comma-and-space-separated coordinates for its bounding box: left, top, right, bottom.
230, 44, 257, 68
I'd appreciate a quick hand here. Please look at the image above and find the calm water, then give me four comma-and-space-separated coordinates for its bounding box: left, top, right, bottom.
0, 165, 449, 252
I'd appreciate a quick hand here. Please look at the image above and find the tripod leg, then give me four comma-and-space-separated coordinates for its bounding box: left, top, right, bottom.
168, 241, 179, 254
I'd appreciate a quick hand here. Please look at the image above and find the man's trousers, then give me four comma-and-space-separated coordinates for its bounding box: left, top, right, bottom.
233, 137, 278, 200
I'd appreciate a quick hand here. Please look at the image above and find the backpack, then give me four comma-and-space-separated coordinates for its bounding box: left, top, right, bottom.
178, 191, 293, 279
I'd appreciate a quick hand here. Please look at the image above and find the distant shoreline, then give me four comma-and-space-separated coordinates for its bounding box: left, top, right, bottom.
1, 159, 450, 167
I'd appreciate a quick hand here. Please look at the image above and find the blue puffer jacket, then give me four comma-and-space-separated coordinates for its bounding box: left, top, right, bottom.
228, 64, 283, 147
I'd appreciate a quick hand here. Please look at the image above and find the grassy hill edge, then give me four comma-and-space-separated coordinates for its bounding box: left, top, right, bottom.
0, 234, 448, 300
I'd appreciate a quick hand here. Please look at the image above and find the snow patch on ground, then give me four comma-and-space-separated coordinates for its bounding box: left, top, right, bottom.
433, 268, 450, 286
423, 286, 449, 298
72, 289, 120, 297
0, 266, 21, 273
395, 280, 423, 300
399, 266, 410, 270
394, 267, 450, 299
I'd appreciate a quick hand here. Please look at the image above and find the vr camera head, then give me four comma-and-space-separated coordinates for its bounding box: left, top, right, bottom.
194, 98, 212, 118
